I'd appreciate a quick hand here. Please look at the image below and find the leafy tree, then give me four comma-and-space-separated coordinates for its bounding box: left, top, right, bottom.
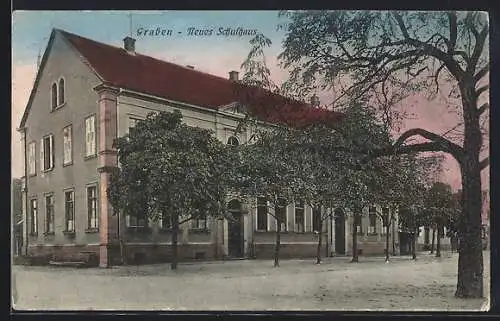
108, 111, 233, 270
276, 10, 489, 298
235, 128, 298, 267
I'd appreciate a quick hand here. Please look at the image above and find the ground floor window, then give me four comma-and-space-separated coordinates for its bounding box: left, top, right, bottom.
294, 201, 304, 232
45, 194, 55, 233
192, 215, 208, 229
65, 190, 75, 232
256, 197, 267, 231
275, 198, 287, 231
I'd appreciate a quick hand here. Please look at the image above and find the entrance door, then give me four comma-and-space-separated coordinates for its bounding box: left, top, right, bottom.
334, 208, 346, 255
227, 200, 244, 258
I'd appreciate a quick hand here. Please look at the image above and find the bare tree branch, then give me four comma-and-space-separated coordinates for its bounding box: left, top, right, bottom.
474, 64, 489, 83
393, 128, 464, 160
479, 156, 489, 170
475, 84, 489, 98
477, 102, 489, 115
447, 11, 458, 54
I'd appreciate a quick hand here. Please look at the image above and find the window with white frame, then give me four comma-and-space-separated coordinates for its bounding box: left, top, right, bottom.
368, 206, 377, 234
192, 214, 208, 229
256, 197, 267, 231
58, 78, 65, 105
294, 201, 304, 232
275, 198, 287, 232
85, 115, 96, 157
128, 117, 142, 134
126, 214, 148, 228
30, 199, 38, 235
40, 135, 54, 171
28, 141, 36, 175
87, 186, 98, 229
45, 194, 55, 234
51, 83, 58, 110
65, 190, 75, 232
63, 125, 72, 165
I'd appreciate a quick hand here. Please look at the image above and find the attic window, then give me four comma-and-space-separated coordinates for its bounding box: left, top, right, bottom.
51, 77, 66, 110
227, 136, 239, 146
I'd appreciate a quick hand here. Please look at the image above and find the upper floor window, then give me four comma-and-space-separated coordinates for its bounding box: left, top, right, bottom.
28, 141, 36, 175
40, 135, 54, 171
51, 77, 66, 110
128, 117, 142, 134
63, 125, 73, 165
85, 115, 96, 157
227, 136, 239, 146
58, 78, 65, 105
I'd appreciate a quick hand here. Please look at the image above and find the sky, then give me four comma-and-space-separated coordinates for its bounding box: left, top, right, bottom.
11, 11, 490, 192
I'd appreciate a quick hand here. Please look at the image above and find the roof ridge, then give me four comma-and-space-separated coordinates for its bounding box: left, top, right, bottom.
56, 28, 240, 86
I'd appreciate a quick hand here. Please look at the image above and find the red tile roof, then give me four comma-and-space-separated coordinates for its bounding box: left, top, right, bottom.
60, 29, 342, 127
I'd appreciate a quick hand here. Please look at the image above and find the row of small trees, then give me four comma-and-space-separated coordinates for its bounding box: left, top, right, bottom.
108, 99, 451, 270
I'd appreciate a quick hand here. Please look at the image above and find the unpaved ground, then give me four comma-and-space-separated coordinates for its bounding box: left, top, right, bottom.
12, 251, 490, 311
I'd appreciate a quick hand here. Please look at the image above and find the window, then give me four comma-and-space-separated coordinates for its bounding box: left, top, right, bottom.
295, 201, 304, 232
51, 83, 58, 110
159, 211, 172, 229
30, 199, 38, 235
85, 115, 96, 157
87, 186, 98, 229
28, 141, 36, 175
354, 214, 362, 233
192, 215, 208, 229
275, 198, 287, 231
63, 125, 72, 165
128, 117, 142, 134
368, 206, 377, 234
58, 78, 65, 105
313, 208, 321, 232
65, 191, 75, 232
257, 197, 267, 231
125, 215, 149, 228
40, 135, 54, 171
45, 195, 54, 234
227, 136, 239, 146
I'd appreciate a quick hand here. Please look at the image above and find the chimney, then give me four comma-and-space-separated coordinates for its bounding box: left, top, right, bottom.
229, 70, 239, 81
186, 65, 195, 69
123, 36, 136, 53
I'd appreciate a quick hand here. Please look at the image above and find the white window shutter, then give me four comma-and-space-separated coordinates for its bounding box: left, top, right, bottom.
40, 138, 45, 171
85, 118, 91, 155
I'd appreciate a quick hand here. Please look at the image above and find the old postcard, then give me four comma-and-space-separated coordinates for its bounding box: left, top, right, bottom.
11, 10, 490, 311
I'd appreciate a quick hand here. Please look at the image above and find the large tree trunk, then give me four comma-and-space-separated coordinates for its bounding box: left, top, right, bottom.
171, 213, 179, 270
274, 218, 281, 267
316, 219, 323, 264
351, 215, 358, 263
385, 224, 390, 262
430, 228, 435, 254
436, 224, 442, 258
455, 82, 484, 298
455, 153, 484, 298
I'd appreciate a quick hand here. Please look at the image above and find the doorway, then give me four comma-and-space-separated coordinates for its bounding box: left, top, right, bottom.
334, 208, 346, 255
227, 199, 244, 258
